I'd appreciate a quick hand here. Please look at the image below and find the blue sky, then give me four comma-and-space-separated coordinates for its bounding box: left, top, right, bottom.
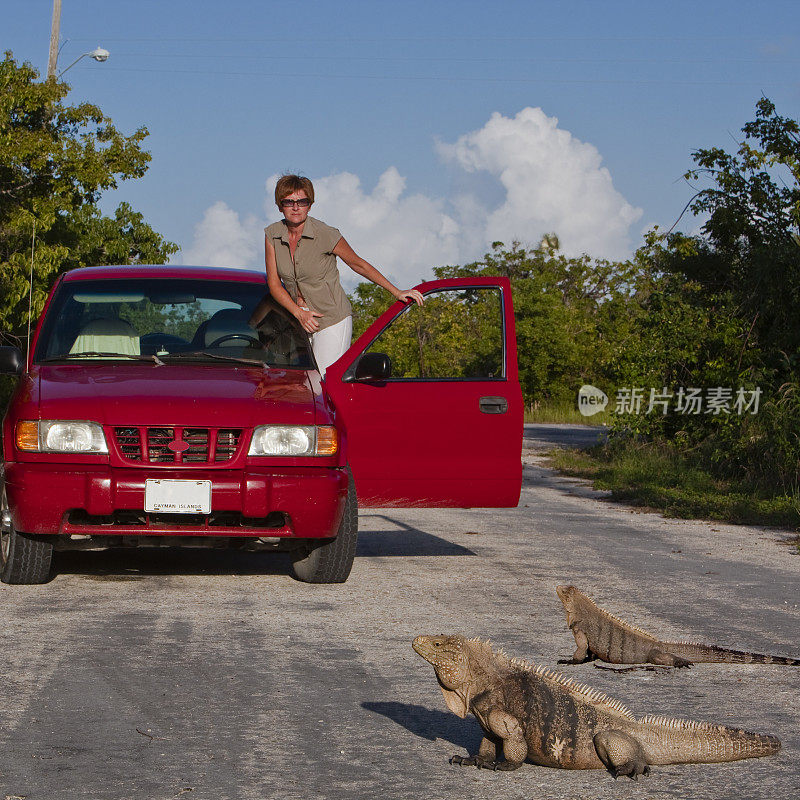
5, 1, 799, 287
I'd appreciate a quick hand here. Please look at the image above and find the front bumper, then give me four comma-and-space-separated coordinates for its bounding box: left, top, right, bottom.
3, 463, 348, 539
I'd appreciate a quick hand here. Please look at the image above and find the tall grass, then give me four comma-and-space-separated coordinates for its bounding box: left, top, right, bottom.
524, 399, 612, 426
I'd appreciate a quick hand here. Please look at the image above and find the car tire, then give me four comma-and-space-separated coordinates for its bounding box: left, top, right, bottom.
291, 468, 357, 584
1, 488, 53, 585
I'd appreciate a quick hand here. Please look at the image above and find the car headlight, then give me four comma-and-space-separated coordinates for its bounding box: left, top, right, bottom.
15, 420, 108, 453
248, 425, 338, 456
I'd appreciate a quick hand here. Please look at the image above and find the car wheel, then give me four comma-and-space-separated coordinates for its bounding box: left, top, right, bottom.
1, 487, 53, 585
291, 468, 357, 584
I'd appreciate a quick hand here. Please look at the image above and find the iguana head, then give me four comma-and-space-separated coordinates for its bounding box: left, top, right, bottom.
556, 585, 583, 627
413, 635, 470, 686
413, 635, 475, 718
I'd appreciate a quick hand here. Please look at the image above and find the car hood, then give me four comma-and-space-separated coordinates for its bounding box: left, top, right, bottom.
34, 364, 316, 427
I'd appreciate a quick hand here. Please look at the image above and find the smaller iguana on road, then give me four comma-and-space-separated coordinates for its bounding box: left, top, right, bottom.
412, 634, 781, 779
556, 585, 800, 667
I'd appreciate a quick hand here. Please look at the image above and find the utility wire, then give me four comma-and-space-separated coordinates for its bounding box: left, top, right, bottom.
84, 66, 797, 87
64, 34, 792, 43
84, 53, 800, 65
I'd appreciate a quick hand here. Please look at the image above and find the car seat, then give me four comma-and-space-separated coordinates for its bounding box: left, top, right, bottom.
69, 318, 140, 356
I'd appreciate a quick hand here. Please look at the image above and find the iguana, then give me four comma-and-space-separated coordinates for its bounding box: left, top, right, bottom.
556, 585, 800, 667
412, 634, 780, 779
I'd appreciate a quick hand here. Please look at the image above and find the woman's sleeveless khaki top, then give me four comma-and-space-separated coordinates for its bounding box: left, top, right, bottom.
265, 216, 352, 331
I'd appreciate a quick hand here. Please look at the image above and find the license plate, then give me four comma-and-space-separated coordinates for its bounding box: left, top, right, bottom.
145, 479, 211, 514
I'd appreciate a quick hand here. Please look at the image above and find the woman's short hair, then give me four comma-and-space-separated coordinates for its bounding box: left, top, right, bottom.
275, 174, 315, 207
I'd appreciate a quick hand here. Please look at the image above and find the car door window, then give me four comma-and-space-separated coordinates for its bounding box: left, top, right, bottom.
357, 287, 504, 380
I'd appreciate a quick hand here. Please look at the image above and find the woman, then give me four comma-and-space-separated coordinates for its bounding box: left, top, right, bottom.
257, 174, 423, 376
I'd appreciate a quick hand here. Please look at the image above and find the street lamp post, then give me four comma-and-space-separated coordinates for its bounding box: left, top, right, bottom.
47, 0, 109, 79
57, 47, 110, 78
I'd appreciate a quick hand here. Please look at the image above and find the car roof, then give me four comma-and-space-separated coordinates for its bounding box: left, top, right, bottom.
61, 265, 266, 284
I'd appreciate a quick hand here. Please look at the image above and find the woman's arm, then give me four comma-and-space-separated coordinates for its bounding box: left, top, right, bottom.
333, 237, 424, 305
257, 235, 322, 333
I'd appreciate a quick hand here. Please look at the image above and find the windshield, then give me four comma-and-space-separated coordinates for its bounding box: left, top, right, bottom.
33, 277, 315, 369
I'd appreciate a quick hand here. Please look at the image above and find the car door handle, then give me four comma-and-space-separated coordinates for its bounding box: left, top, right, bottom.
479, 396, 508, 414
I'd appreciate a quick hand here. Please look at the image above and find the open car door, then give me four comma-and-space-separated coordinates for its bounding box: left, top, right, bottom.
324, 277, 522, 508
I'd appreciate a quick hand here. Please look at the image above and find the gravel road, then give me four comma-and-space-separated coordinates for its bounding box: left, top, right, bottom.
0, 425, 797, 800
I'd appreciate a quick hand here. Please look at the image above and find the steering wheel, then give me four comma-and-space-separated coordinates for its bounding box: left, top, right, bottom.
206, 333, 261, 348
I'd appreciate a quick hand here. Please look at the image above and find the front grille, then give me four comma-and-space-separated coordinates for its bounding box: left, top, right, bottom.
113, 426, 243, 464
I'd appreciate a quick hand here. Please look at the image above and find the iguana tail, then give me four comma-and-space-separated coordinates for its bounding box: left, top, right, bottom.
633, 715, 781, 765
669, 642, 800, 665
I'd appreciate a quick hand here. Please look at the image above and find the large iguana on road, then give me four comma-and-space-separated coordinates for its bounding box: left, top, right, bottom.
556, 585, 800, 667
412, 634, 780, 779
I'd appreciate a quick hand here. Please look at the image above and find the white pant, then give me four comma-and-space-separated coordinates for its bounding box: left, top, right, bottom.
311, 315, 352, 376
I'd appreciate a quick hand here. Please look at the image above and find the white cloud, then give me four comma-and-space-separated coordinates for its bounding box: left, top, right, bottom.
437, 107, 642, 260
179, 201, 262, 269
181, 107, 642, 283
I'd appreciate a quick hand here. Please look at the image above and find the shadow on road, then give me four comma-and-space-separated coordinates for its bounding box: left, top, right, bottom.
361, 701, 482, 751
51, 516, 474, 580
358, 515, 475, 557
53, 547, 294, 579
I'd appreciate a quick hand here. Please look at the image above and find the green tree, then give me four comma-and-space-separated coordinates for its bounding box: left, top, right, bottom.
0, 52, 177, 345
350, 281, 395, 341
681, 97, 800, 379
613, 99, 800, 491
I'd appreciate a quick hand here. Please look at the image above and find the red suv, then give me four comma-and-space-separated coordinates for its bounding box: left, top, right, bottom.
0, 266, 522, 584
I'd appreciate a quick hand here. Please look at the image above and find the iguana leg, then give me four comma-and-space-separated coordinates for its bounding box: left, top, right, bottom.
477, 710, 527, 770
646, 648, 693, 668
450, 737, 496, 767
571, 629, 591, 663
451, 711, 526, 771
593, 730, 651, 780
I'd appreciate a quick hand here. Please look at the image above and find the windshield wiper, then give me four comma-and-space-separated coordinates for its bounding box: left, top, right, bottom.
162, 351, 266, 367
40, 352, 165, 365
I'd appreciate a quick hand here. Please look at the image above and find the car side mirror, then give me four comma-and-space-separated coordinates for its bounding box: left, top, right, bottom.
354, 352, 392, 381
0, 346, 24, 376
